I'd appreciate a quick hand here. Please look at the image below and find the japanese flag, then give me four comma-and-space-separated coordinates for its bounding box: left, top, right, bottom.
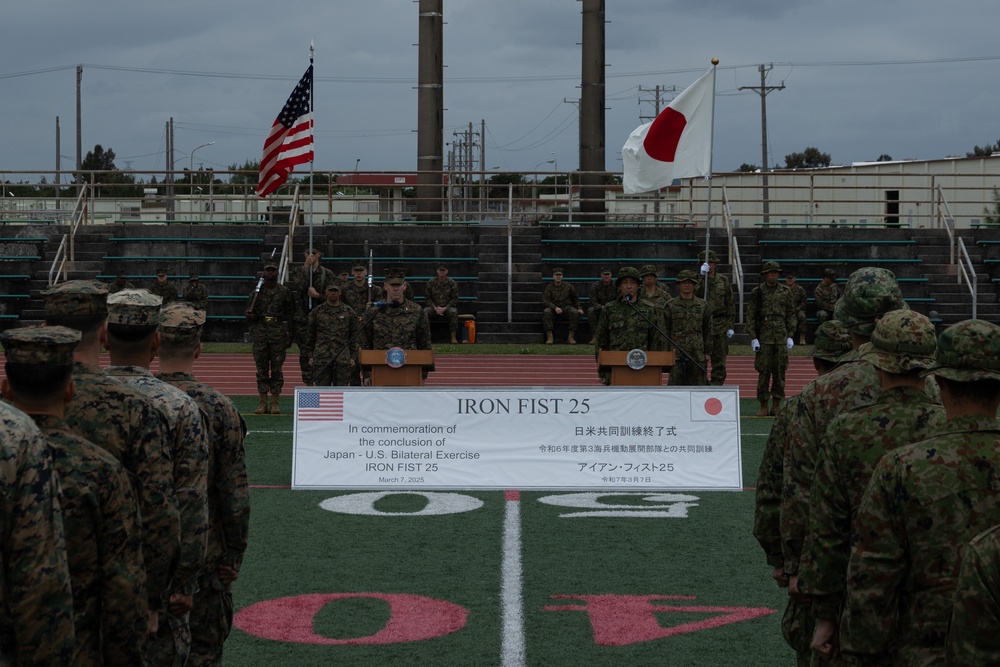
621, 68, 715, 195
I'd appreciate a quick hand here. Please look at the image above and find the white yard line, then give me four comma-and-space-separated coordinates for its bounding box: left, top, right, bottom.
501, 490, 525, 667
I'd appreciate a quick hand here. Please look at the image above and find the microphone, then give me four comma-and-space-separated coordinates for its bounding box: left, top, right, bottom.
624, 294, 633, 303
372, 300, 400, 309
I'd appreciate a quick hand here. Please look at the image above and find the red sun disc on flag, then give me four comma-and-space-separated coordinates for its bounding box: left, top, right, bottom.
704, 398, 723, 416
643, 108, 687, 162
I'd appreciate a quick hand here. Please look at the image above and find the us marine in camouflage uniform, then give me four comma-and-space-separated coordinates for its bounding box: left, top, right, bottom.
663, 269, 710, 386
798, 310, 946, 662
155, 302, 251, 667
0, 402, 75, 664
288, 248, 336, 385
813, 268, 840, 325
2, 325, 147, 666
148, 268, 177, 304
183, 273, 209, 311
746, 261, 797, 416
594, 266, 666, 384
42, 280, 179, 640
363, 268, 433, 379
105, 289, 210, 667
753, 319, 853, 663
307, 282, 360, 386
695, 250, 735, 386
639, 264, 672, 310
342, 260, 383, 318
542, 267, 583, 344
779, 267, 916, 666
108, 270, 134, 293
841, 319, 1000, 666
947, 523, 1000, 664
246, 260, 296, 414
587, 267, 618, 339
784, 270, 808, 345
424, 263, 460, 344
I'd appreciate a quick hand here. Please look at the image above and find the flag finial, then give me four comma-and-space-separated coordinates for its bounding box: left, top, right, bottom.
711, 57, 719, 66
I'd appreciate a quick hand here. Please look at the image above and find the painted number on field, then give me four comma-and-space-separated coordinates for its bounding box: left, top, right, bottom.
537, 492, 699, 518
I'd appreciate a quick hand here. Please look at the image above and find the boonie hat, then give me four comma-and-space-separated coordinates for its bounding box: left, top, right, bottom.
107, 289, 163, 326
1, 325, 80, 366
640, 264, 658, 277
835, 267, 908, 335
676, 269, 699, 284
616, 266, 641, 284
760, 261, 782, 274
42, 280, 109, 318
811, 319, 853, 363
858, 310, 937, 374
921, 319, 1000, 382
698, 250, 719, 263
158, 301, 206, 344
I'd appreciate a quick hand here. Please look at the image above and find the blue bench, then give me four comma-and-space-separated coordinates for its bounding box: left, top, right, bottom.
759, 239, 916, 246
109, 237, 264, 244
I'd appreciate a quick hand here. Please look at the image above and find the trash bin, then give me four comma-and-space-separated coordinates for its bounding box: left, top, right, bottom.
460, 315, 476, 344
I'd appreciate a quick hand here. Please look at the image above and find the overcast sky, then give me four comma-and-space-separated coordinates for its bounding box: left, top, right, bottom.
2, 0, 999, 181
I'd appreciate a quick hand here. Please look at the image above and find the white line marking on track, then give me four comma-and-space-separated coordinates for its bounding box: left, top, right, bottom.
501, 490, 525, 667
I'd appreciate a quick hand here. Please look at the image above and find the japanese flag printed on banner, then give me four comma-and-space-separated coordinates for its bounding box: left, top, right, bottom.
621, 67, 715, 195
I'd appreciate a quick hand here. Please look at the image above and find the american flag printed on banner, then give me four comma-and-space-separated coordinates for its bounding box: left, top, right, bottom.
298, 391, 344, 421
256, 64, 314, 197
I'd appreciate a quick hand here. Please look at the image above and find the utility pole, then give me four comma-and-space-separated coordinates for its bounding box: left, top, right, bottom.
76, 65, 83, 195
739, 64, 784, 224
578, 0, 606, 222
637, 84, 676, 120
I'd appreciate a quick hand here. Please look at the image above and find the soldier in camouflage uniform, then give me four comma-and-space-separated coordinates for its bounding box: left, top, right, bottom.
746, 261, 797, 415
639, 264, 672, 310
947, 523, 1000, 663
753, 319, 853, 663
246, 260, 296, 414
0, 402, 75, 664
813, 268, 840, 325
594, 266, 666, 384
42, 280, 180, 638
183, 272, 209, 311
663, 269, 710, 386
342, 259, 383, 318
841, 319, 1000, 666
784, 270, 808, 345
155, 302, 251, 667
587, 267, 617, 343
779, 267, 913, 666
424, 263, 460, 344
542, 267, 583, 344
108, 269, 134, 293
105, 289, 210, 667
307, 282, 360, 386
695, 250, 735, 386
1, 325, 147, 665
288, 248, 336, 385
798, 310, 945, 662
148, 267, 177, 304
363, 268, 433, 377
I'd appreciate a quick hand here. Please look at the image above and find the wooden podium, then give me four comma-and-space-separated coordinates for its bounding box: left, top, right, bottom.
598, 350, 675, 386
360, 349, 435, 386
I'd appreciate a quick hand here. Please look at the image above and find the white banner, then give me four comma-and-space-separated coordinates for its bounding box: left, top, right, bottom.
291, 386, 742, 491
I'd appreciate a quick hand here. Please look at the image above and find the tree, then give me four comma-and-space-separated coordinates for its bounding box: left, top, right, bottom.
967, 140, 1000, 158
75, 144, 138, 195
737, 163, 759, 173
984, 188, 1000, 225
876, 154, 893, 162
782, 147, 832, 169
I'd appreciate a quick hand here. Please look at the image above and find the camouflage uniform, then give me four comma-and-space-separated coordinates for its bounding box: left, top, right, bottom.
695, 254, 735, 386
364, 299, 433, 353
0, 401, 75, 664
306, 298, 360, 386
814, 270, 841, 325
746, 262, 796, 408
841, 319, 1000, 666
148, 272, 178, 305
342, 262, 383, 318
156, 302, 250, 667
587, 273, 618, 331
542, 272, 582, 339
105, 290, 210, 667
639, 264, 672, 311
247, 269, 296, 401
594, 267, 666, 383
663, 270, 710, 386
799, 311, 944, 633
288, 262, 336, 385
786, 278, 808, 341
182, 277, 209, 311
947, 524, 1000, 664
108, 275, 134, 294
423, 270, 460, 340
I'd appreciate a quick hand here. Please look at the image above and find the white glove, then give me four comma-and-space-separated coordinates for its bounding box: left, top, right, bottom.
726, 329, 734, 340
786, 337, 795, 350
751, 339, 761, 352
700, 262, 710, 276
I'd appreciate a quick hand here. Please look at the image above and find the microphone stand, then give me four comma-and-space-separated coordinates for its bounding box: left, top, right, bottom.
621, 295, 707, 377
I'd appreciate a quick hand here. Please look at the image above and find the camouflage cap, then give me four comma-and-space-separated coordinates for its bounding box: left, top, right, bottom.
760, 261, 782, 274
835, 267, 908, 335
325, 282, 342, 291
264, 260, 278, 270
188, 272, 199, 280
640, 264, 658, 277
384, 267, 406, 286
106, 289, 163, 326
920, 319, 1000, 382
698, 250, 719, 263
616, 266, 641, 284
858, 310, 937, 374
41, 279, 109, 318
552, 267, 564, 276
158, 301, 206, 344
156, 267, 168, 276
437, 263, 448, 270
676, 269, 699, 283
1, 325, 81, 366
600, 267, 612, 275
352, 259, 366, 270
823, 268, 837, 279
811, 319, 853, 362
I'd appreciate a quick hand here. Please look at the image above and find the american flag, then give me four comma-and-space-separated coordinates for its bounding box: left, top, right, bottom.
298, 391, 344, 421
256, 64, 314, 198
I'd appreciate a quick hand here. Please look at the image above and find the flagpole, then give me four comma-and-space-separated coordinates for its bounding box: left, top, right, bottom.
702, 58, 718, 303
308, 42, 316, 294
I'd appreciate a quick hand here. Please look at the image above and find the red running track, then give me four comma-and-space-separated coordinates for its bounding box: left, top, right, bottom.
114, 353, 819, 397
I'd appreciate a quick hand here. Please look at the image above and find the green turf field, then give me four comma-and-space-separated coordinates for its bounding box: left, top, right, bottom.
224, 397, 793, 666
